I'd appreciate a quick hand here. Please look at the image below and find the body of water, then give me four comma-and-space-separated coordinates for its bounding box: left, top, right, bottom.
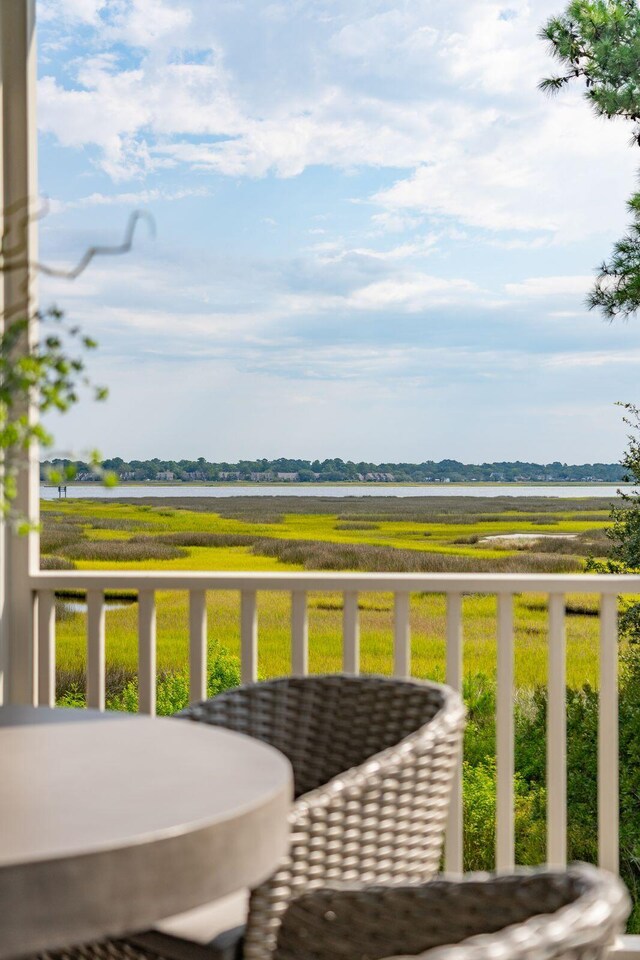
40, 483, 631, 500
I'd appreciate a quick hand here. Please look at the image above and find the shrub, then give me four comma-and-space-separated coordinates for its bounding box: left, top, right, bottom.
462, 651, 640, 932
56, 649, 241, 716
109, 649, 240, 715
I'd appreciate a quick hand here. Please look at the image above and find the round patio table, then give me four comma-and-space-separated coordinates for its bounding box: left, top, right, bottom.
0, 706, 292, 959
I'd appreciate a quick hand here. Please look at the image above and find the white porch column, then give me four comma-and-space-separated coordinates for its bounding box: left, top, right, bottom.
0, 0, 39, 705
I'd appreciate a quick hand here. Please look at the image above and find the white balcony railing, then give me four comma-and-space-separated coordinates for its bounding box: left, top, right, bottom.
29, 568, 640, 883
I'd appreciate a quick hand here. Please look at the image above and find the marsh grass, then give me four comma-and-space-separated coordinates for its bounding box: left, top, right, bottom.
43, 496, 611, 690
41, 523, 85, 554
333, 521, 380, 530
65, 540, 188, 562
40, 555, 76, 570
250, 536, 583, 573
137, 532, 260, 547
88, 518, 156, 531
523, 530, 609, 557
107, 494, 619, 522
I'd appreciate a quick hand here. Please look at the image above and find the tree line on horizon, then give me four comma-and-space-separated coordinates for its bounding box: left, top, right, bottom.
40, 456, 626, 484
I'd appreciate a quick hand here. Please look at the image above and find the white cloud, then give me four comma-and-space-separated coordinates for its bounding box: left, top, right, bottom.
545, 350, 640, 369
50, 186, 210, 212
348, 274, 481, 311
372, 103, 636, 241
38, 0, 640, 247
39, 0, 106, 25
505, 275, 594, 298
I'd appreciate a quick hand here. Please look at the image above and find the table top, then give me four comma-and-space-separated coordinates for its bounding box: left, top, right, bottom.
0, 706, 292, 958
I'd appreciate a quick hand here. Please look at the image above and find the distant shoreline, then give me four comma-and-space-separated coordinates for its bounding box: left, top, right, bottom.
42, 480, 630, 489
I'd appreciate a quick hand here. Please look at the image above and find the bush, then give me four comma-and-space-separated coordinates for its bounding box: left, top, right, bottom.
56, 649, 241, 716
460, 652, 640, 932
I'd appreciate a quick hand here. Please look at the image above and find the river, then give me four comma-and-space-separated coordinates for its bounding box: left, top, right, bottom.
40, 483, 632, 500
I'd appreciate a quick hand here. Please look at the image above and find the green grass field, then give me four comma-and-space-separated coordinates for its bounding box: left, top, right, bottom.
42, 494, 618, 692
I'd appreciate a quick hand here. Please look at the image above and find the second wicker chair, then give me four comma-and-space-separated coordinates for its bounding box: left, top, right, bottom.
176, 674, 465, 960
274, 863, 630, 960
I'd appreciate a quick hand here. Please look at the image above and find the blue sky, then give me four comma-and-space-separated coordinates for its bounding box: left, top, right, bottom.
35, 0, 640, 463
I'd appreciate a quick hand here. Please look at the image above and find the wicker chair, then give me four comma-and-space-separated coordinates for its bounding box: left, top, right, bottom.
34, 675, 464, 960
273, 863, 631, 960
178, 675, 466, 960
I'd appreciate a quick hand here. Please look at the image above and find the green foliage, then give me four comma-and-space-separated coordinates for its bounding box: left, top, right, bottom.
41, 454, 626, 484
541, 0, 640, 317
586, 402, 640, 639
461, 653, 640, 930
58, 649, 241, 716
0, 307, 109, 519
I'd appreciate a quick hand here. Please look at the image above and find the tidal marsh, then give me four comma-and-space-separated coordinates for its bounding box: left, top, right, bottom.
40, 494, 618, 692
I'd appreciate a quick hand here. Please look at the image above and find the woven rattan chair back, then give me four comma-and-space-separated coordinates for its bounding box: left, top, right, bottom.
182, 674, 454, 796
274, 864, 630, 960
181, 674, 465, 960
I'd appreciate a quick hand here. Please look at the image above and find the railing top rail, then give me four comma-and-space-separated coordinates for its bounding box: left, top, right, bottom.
30, 570, 640, 593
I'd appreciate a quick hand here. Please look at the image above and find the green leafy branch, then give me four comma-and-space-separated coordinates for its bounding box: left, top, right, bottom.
541, 0, 640, 318
0, 209, 154, 522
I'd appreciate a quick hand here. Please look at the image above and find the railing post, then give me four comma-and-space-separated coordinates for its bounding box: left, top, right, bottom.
189, 589, 207, 704
599, 593, 619, 873
445, 592, 463, 875
240, 590, 258, 684
87, 589, 105, 710
0, 0, 39, 705
496, 593, 514, 870
138, 590, 156, 715
393, 592, 410, 678
37, 590, 55, 707
291, 591, 308, 675
342, 591, 359, 675
547, 593, 567, 867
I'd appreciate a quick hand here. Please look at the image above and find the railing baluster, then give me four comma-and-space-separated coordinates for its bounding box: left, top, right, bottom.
240, 590, 258, 684
138, 590, 156, 715
393, 592, 410, 678
547, 592, 566, 867
37, 590, 55, 707
291, 591, 308, 675
496, 593, 514, 870
599, 592, 619, 873
445, 591, 463, 875
342, 591, 360, 675
87, 589, 105, 711
189, 590, 207, 705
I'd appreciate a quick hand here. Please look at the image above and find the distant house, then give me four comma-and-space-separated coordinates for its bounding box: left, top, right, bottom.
156, 471, 175, 481
250, 472, 276, 481
184, 471, 206, 480
276, 472, 298, 481
364, 472, 394, 482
